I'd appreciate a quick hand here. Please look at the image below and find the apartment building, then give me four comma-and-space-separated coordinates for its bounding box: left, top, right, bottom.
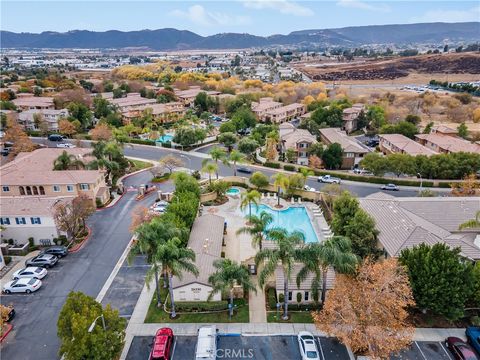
109, 93, 157, 112
379, 134, 437, 156
122, 102, 185, 124
264, 103, 306, 124
18, 109, 69, 131
319, 128, 369, 169
430, 125, 457, 137
251, 97, 282, 120
341, 103, 365, 134
12, 96, 55, 111
279, 123, 317, 166
175, 86, 220, 106
415, 133, 480, 154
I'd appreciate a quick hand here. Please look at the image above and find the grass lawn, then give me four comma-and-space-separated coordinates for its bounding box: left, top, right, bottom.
267, 311, 314, 323
129, 159, 153, 172
145, 289, 250, 323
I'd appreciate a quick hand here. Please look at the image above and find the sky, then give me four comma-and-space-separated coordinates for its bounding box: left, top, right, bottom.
1, 0, 479, 36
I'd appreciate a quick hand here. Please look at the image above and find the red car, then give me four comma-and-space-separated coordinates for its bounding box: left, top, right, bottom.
446, 337, 479, 360
150, 328, 174, 360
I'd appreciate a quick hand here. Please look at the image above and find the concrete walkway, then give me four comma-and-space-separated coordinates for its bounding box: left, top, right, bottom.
249, 276, 267, 323
0, 250, 40, 282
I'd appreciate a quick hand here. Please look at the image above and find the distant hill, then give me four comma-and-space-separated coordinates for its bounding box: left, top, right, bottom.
1, 22, 479, 50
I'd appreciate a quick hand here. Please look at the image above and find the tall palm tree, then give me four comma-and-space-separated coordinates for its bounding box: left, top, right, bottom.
128, 219, 188, 308
201, 162, 218, 185
459, 210, 480, 230
208, 259, 256, 318
229, 150, 245, 176
208, 146, 227, 179
299, 167, 314, 188
236, 211, 273, 251
272, 173, 289, 207
296, 236, 358, 305
156, 237, 199, 318
53, 151, 85, 170
255, 228, 305, 320
240, 190, 261, 219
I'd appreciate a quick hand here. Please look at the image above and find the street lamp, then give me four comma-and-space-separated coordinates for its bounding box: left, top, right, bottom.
417, 173, 423, 194
88, 314, 106, 333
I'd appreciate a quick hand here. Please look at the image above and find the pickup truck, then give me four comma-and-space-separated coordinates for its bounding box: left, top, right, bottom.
317, 175, 341, 184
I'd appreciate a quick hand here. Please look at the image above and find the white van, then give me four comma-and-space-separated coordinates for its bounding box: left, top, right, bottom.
195, 325, 217, 360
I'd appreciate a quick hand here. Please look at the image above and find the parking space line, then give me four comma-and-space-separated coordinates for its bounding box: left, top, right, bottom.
439, 341, 453, 360
316, 337, 326, 360
171, 338, 177, 359
414, 341, 428, 360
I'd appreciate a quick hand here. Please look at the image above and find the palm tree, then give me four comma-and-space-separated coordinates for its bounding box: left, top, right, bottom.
53, 151, 85, 170
272, 173, 289, 207
240, 190, 261, 219
208, 259, 256, 318
229, 150, 245, 176
459, 210, 480, 230
156, 237, 199, 318
128, 219, 188, 308
236, 211, 273, 251
255, 228, 305, 320
299, 167, 314, 188
208, 146, 227, 179
201, 162, 218, 185
296, 236, 358, 305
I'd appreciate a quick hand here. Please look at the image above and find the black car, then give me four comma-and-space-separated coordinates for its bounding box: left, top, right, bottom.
48, 134, 66, 142
237, 167, 252, 174
40, 246, 68, 258
1, 148, 10, 156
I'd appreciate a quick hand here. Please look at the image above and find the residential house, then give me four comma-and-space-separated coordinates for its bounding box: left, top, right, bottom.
122, 102, 185, 124
359, 193, 480, 260
251, 97, 282, 120
0, 196, 72, 245
18, 109, 69, 131
379, 134, 437, 156
264, 103, 306, 124
414, 133, 480, 154
319, 128, 369, 169
172, 214, 225, 302
0, 148, 109, 205
12, 96, 55, 111
341, 103, 365, 134
279, 123, 317, 166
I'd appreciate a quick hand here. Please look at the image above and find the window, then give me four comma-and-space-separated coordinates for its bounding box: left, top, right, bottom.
15, 217, 27, 225
288, 291, 292, 301
304, 291, 309, 301
39, 186, 45, 195
66, 185, 74, 192
30, 217, 42, 225
345, 153, 354, 158
19, 186, 25, 195
2, 186, 9, 192
26, 186, 32, 195
32, 186, 39, 195
53, 185, 61, 192
80, 183, 90, 190
0, 218, 10, 225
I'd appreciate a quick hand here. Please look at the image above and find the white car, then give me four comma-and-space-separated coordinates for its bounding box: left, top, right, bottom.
12, 267, 47, 280
151, 200, 169, 213
304, 185, 316, 192
56, 143, 76, 148
318, 175, 341, 184
297, 331, 320, 360
3, 278, 42, 294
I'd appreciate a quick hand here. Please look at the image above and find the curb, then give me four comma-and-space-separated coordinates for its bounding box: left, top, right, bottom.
0, 323, 13, 342
68, 225, 92, 253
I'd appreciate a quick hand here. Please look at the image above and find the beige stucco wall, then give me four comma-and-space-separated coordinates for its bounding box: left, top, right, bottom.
173, 283, 221, 302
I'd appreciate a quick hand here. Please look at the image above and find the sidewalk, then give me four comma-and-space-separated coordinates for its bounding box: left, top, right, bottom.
248, 276, 267, 323
0, 250, 40, 283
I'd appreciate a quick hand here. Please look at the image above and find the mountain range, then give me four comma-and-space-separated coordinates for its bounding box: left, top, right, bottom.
1, 22, 479, 50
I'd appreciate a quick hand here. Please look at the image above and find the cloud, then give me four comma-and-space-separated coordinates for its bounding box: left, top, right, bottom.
410, 6, 480, 23
170, 5, 250, 27
243, 0, 314, 17
336, 0, 390, 13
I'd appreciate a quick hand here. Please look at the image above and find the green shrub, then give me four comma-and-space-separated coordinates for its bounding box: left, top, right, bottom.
28, 237, 35, 248
128, 138, 156, 146
191, 170, 201, 180
471, 316, 480, 326
287, 303, 322, 311
296, 292, 302, 303
221, 251, 225, 258
152, 173, 170, 182
266, 287, 277, 309
58, 235, 67, 246
4, 256, 11, 265
7, 239, 13, 245
161, 142, 172, 148
175, 300, 229, 312
264, 162, 281, 169
95, 198, 103, 208
283, 164, 296, 171
278, 293, 285, 303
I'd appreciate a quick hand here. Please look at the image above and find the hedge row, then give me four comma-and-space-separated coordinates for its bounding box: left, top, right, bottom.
283, 164, 296, 171
266, 287, 277, 310
175, 300, 228, 312
128, 138, 156, 146
264, 162, 281, 169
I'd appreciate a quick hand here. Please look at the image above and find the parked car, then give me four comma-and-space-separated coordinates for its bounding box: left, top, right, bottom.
25, 254, 58, 268
12, 267, 47, 280
3, 278, 42, 294
365, 139, 379, 147
40, 246, 68, 258
304, 185, 316, 192
149, 327, 174, 360
297, 331, 320, 360
446, 337, 479, 360
237, 167, 252, 174
151, 201, 169, 213
56, 143, 76, 148
1, 148, 10, 156
318, 175, 341, 184
353, 168, 373, 176
48, 134, 65, 142
0, 305, 15, 321
381, 183, 399, 191
195, 326, 217, 360
466, 327, 480, 355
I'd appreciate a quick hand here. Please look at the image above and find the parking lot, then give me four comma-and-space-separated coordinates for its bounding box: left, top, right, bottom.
126, 335, 457, 360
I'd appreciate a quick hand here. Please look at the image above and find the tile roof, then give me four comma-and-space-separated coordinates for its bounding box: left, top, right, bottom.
275, 264, 335, 291
319, 128, 368, 154
281, 128, 317, 149
173, 214, 225, 288
0, 196, 73, 216
415, 133, 480, 154
379, 134, 437, 156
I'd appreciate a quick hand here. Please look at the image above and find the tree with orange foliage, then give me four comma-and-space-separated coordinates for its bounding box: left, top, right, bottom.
450, 174, 479, 196
58, 119, 78, 137
4, 116, 36, 156
313, 258, 415, 359
90, 123, 112, 141
309, 155, 322, 169
129, 205, 158, 232
473, 107, 480, 123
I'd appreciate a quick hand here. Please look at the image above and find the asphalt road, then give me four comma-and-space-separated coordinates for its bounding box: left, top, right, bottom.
1, 171, 159, 360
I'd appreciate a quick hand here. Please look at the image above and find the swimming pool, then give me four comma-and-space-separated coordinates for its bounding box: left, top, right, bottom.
243, 204, 318, 243
226, 187, 240, 196
156, 134, 174, 143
